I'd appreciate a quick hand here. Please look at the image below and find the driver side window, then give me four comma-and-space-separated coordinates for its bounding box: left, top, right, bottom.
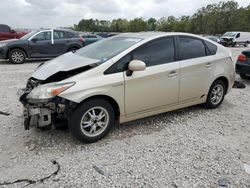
33, 31, 51, 41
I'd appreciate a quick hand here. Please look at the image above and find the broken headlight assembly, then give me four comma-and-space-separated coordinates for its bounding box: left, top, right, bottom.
27, 82, 75, 101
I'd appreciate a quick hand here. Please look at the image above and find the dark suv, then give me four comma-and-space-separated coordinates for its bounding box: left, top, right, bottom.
0, 29, 84, 64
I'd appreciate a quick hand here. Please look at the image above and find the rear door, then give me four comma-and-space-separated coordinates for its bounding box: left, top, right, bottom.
28, 30, 54, 57
124, 37, 180, 115
52, 30, 69, 55
178, 36, 214, 103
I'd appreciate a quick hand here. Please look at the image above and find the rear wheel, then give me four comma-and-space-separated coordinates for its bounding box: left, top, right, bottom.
9, 49, 26, 64
68, 99, 115, 143
205, 80, 226, 109
244, 42, 249, 47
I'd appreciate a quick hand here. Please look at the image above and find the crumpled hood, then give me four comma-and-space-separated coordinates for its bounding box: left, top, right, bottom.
32, 52, 100, 81
220, 37, 233, 40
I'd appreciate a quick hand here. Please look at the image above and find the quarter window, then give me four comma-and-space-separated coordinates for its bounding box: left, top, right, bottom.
179, 36, 206, 60
204, 40, 217, 55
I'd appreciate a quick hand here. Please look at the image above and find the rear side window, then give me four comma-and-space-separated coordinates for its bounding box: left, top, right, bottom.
204, 41, 217, 55
54, 31, 65, 39
179, 36, 206, 60
133, 37, 175, 67
65, 32, 76, 38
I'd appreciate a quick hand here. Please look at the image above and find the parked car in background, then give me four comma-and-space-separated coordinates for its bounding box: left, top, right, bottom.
220, 32, 250, 47
236, 50, 250, 79
79, 33, 103, 45
0, 24, 28, 41
0, 29, 84, 64
19, 32, 235, 143
97, 32, 119, 38
205, 35, 221, 43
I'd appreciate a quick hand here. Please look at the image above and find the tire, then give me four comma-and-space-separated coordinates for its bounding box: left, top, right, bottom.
9, 49, 26, 64
68, 99, 115, 143
244, 42, 248, 47
67, 47, 79, 53
204, 80, 226, 109
240, 73, 249, 79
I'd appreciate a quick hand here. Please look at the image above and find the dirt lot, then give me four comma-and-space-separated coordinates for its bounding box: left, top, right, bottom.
0, 47, 249, 187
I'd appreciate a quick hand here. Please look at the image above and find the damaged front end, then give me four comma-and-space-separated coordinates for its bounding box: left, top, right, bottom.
19, 78, 77, 130
18, 52, 101, 130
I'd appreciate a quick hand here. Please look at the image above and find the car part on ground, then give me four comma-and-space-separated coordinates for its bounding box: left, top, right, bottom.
0, 29, 84, 64
19, 32, 235, 143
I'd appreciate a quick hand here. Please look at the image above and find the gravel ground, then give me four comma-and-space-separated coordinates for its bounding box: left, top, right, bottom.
0, 47, 250, 188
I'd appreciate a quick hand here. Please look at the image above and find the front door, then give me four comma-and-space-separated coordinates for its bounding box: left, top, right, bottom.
124, 37, 180, 115
29, 30, 54, 58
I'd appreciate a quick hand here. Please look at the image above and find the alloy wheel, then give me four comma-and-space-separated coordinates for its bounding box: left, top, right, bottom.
80, 107, 109, 137
211, 84, 224, 105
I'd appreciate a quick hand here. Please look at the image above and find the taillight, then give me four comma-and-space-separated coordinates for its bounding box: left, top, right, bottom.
79, 38, 85, 43
237, 54, 247, 62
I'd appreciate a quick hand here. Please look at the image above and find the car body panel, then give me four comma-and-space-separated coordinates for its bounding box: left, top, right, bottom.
32, 52, 100, 80
236, 50, 250, 76
124, 61, 180, 115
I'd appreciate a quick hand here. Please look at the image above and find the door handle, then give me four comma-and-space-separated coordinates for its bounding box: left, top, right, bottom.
168, 71, 178, 77
206, 62, 212, 68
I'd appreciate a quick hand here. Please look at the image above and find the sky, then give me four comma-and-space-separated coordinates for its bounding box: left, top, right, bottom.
1, 0, 249, 29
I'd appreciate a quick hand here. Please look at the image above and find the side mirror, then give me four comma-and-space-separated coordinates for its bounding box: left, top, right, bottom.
126, 60, 146, 76
10, 29, 15, 33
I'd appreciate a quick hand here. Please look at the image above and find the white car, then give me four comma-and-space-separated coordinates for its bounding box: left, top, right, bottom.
19, 32, 235, 143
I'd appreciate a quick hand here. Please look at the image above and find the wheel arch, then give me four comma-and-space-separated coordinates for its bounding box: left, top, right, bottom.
78, 95, 120, 120
66, 45, 81, 52
212, 76, 229, 94
7, 47, 28, 58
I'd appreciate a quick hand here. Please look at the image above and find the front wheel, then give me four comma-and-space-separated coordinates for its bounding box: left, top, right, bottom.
9, 49, 26, 64
204, 80, 226, 109
68, 99, 115, 143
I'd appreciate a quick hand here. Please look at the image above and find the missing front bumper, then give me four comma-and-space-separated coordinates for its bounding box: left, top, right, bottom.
21, 96, 78, 130
23, 106, 52, 130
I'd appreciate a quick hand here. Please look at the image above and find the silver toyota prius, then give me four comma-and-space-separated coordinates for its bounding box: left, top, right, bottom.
19, 32, 235, 143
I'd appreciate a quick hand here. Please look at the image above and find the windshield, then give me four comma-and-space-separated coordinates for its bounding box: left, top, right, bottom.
75, 36, 142, 62
222, 32, 236, 38
20, 31, 37, 40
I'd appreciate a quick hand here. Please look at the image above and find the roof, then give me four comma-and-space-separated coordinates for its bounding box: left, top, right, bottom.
118, 32, 201, 39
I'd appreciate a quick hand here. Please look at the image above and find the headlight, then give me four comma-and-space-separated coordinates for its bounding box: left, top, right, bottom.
27, 82, 75, 100
0, 42, 7, 47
